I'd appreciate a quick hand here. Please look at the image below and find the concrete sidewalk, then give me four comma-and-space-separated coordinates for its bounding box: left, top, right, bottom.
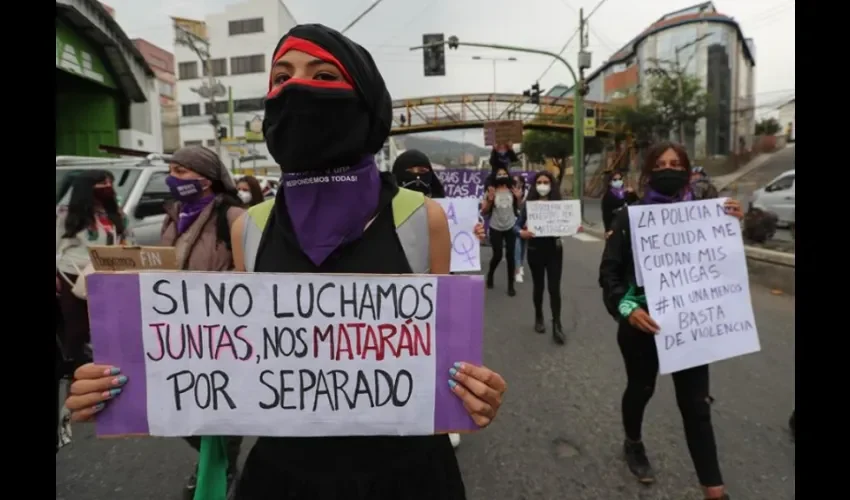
711, 144, 794, 190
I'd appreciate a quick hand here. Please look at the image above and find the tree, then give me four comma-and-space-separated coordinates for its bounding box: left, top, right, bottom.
612, 103, 663, 147
755, 117, 781, 135
644, 59, 710, 144
522, 129, 571, 179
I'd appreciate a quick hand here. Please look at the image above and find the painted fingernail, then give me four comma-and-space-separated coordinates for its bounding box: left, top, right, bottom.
113, 375, 128, 386
453, 362, 462, 370
93, 403, 105, 412
449, 367, 458, 377
106, 367, 121, 376
448, 380, 458, 389
104, 388, 122, 398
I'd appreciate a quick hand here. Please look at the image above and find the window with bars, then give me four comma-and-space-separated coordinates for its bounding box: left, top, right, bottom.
233, 98, 265, 113
231, 55, 265, 75
229, 18, 264, 36
181, 104, 201, 117
204, 101, 229, 115
202, 58, 228, 77
178, 61, 198, 80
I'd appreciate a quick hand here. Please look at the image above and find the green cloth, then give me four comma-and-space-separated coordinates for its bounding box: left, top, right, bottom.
194, 436, 228, 500
617, 284, 647, 319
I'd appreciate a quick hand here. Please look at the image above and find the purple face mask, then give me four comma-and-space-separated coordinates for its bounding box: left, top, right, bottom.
166, 176, 204, 202
282, 156, 382, 266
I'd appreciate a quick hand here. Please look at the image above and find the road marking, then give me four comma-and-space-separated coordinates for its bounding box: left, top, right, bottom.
572, 233, 602, 242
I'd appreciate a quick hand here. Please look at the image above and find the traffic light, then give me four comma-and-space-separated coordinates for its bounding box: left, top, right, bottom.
422, 33, 446, 77
577, 81, 589, 97
217, 126, 227, 139
523, 83, 542, 105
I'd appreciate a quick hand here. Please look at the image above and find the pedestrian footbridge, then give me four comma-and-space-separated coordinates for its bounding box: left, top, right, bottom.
390, 93, 616, 136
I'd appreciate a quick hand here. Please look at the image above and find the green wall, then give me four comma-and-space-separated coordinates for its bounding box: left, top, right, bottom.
56, 70, 120, 157
56, 19, 121, 157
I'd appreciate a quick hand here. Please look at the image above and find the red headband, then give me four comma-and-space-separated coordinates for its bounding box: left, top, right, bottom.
267, 36, 354, 98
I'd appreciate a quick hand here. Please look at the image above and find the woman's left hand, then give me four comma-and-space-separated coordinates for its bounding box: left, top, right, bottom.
449, 362, 506, 428
723, 198, 744, 220
473, 223, 486, 242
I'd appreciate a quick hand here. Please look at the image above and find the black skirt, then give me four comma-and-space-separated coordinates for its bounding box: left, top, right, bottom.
234, 435, 466, 500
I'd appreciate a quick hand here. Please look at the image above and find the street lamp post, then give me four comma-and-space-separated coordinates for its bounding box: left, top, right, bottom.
471, 56, 517, 93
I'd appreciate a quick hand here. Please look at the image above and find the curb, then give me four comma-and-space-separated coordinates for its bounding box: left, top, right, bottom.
580, 226, 795, 296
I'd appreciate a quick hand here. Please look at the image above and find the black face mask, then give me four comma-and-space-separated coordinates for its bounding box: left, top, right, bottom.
648, 169, 690, 196
494, 174, 512, 188
263, 85, 370, 172
398, 171, 433, 196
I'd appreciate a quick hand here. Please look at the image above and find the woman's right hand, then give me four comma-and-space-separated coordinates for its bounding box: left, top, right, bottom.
66, 364, 128, 422
519, 229, 534, 240
486, 186, 495, 201
627, 308, 659, 334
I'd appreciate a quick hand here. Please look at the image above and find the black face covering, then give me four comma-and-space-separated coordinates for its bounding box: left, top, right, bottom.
392, 149, 438, 196
648, 169, 690, 196
262, 25, 392, 173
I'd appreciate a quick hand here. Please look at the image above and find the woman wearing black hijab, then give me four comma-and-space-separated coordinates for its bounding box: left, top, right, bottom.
392, 149, 446, 198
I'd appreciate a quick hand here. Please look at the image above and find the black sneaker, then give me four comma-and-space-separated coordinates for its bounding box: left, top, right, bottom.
507, 285, 516, 297
486, 273, 494, 289
552, 321, 565, 345
184, 467, 238, 500
623, 440, 655, 484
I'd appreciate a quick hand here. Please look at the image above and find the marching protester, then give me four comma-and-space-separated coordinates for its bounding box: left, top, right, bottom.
481, 165, 522, 296
391, 149, 446, 198
489, 143, 519, 171
517, 171, 566, 344
391, 149, 462, 449
66, 24, 505, 500
690, 166, 720, 200
237, 175, 266, 206
598, 141, 744, 500
157, 145, 246, 499
56, 170, 132, 369
512, 174, 529, 283
601, 170, 638, 238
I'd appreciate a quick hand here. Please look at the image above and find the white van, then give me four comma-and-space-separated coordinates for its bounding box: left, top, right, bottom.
751, 169, 795, 226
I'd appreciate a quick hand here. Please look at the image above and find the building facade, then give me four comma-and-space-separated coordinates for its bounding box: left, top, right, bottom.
777, 98, 795, 141
583, 2, 756, 158
56, 0, 162, 157
134, 39, 180, 153
174, 0, 297, 168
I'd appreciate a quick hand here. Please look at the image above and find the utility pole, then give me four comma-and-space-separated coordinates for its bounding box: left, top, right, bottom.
574, 8, 592, 211
174, 22, 225, 152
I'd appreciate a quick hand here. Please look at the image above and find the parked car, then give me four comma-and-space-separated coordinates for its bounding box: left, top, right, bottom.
56, 155, 173, 246
751, 168, 795, 227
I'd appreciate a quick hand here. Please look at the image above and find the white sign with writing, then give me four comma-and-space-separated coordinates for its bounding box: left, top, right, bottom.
526, 200, 581, 237
435, 198, 481, 273
629, 199, 761, 374
140, 273, 442, 437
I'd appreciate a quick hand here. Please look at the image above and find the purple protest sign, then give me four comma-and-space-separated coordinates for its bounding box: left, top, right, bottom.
436, 169, 533, 199
88, 272, 484, 438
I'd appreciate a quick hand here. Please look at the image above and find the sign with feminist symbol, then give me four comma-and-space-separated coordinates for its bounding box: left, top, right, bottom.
628, 199, 761, 374
435, 198, 481, 273
87, 272, 484, 437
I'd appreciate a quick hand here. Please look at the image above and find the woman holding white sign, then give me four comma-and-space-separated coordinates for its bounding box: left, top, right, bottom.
66, 24, 504, 500
598, 142, 743, 500
516, 171, 566, 344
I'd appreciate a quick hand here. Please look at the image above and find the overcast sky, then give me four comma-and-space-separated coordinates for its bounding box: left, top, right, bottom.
107, 0, 795, 145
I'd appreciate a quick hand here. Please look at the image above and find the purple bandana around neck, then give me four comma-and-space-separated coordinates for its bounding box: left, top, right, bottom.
610, 187, 626, 199
282, 156, 382, 266
642, 188, 694, 205
176, 195, 215, 234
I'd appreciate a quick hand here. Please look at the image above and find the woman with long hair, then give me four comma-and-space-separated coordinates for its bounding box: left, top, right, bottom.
55, 169, 132, 367
158, 146, 247, 499
512, 174, 528, 283
601, 170, 638, 239
392, 149, 446, 198
599, 141, 744, 500
517, 171, 566, 344
66, 24, 503, 500
481, 164, 522, 296
237, 175, 266, 206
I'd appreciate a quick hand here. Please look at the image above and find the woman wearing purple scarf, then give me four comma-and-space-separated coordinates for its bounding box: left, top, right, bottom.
160, 145, 248, 498
599, 142, 743, 500
601, 171, 638, 238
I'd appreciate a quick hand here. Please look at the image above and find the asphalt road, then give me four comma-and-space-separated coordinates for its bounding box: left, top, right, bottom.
56, 237, 795, 500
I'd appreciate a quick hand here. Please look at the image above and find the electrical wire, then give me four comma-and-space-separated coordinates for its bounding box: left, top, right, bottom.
536, 0, 612, 83
340, 0, 390, 35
